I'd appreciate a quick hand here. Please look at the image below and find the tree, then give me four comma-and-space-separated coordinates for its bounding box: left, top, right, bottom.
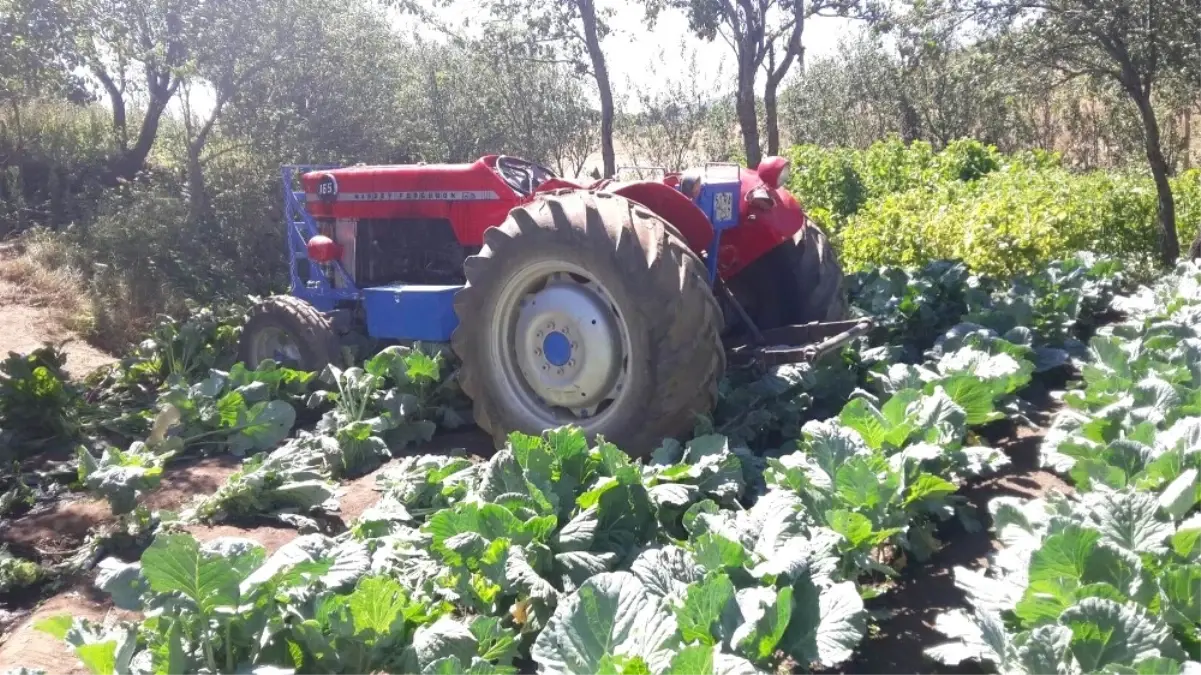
0, 0, 85, 111
400, 0, 619, 177
546, 106, 600, 178
0, 0, 88, 170
485, 53, 602, 168
649, 0, 815, 167
975, 0, 1196, 265
69, 0, 196, 182
176, 0, 298, 225
221, 0, 410, 164
1174, 0, 1201, 258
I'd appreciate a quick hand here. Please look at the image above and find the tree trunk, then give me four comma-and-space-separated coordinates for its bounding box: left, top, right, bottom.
597, 81, 616, 179
762, 2, 804, 160
108, 80, 174, 183
94, 68, 128, 149
898, 93, 922, 142
1184, 107, 1192, 170
764, 85, 779, 159
577, 0, 614, 178
1132, 90, 1180, 265
735, 42, 761, 168
736, 81, 760, 168
186, 144, 209, 227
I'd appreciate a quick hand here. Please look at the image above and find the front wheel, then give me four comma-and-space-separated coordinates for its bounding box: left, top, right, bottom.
238, 296, 340, 372
451, 190, 725, 456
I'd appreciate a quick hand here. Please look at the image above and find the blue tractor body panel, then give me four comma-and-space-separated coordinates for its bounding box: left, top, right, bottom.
282, 165, 359, 312
362, 284, 462, 341
689, 164, 742, 282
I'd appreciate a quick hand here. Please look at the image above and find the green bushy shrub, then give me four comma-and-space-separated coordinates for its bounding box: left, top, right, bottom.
0, 101, 115, 235
787, 137, 1201, 277
839, 167, 1160, 276
1174, 168, 1201, 246
60, 152, 286, 351
788, 137, 1003, 237
786, 145, 865, 232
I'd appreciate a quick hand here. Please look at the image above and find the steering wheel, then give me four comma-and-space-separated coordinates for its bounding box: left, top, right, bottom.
496, 156, 556, 196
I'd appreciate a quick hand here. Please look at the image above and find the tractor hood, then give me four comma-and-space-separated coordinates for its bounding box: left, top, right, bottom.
300, 158, 521, 231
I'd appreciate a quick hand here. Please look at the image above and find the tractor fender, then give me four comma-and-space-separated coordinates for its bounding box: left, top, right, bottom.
600, 181, 715, 253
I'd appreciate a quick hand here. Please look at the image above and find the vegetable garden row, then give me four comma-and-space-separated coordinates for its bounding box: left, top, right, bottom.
927, 266, 1201, 674
0, 253, 1198, 674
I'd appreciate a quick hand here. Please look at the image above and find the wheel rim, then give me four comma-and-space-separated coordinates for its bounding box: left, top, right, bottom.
249, 326, 303, 368
489, 261, 632, 430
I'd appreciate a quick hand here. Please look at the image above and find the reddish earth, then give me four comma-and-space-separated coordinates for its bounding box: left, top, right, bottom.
0, 457, 242, 564
0, 457, 244, 672
338, 467, 387, 524
184, 523, 300, 553
142, 456, 241, 513
0, 590, 125, 674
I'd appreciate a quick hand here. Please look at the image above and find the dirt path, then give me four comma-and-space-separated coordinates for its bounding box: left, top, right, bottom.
0, 277, 114, 379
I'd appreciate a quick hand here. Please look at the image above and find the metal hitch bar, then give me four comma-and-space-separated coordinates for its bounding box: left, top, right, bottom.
726, 318, 875, 368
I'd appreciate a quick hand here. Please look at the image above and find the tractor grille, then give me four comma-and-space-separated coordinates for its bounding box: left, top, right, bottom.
353, 218, 473, 287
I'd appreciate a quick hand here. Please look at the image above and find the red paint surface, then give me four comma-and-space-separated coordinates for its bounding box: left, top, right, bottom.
300, 156, 809, 280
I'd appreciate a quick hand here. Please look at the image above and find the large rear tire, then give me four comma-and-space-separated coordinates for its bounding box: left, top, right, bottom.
451, 190, 725, 456
238, 296, 340, 372
725, 221, 847, 332
793, 221, 848, 323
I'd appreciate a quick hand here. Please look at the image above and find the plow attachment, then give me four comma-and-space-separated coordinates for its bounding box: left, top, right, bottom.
725, 318, 875, 368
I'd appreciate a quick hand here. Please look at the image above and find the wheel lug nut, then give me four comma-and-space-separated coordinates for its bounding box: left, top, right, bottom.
534, 348, 542, 356
568, 359, 575, 366
536, 331, 543, 338
571, 342, 578, 349
557, 368, 564, 375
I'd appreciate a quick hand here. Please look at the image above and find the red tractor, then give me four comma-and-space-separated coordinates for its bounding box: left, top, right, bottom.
241, 155, 867, 454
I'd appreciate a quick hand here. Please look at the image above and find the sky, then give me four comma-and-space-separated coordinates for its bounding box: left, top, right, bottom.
599, 7, 856, 99
384, 2, 858, 103
172, 2, 858, 121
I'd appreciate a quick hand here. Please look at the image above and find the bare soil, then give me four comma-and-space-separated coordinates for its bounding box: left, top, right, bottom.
0, 588, 133, 674
142, 456, 241, 513
338, 468, 387, 524
183, 523, 300, 554
0, 457, 245, 672
0, 458, 241, 565
0, 277, 114, 379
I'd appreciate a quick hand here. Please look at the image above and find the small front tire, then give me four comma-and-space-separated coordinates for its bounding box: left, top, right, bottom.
238, 296, 340, 372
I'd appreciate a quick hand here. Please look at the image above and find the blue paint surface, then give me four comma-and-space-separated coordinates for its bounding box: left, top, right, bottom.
542, 331, 572, 366
363, 284, 462, 341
